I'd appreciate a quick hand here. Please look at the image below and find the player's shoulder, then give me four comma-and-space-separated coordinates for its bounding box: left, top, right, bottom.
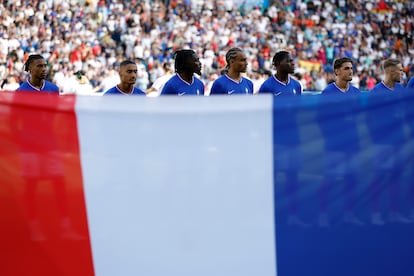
213, 75, 226, 84
289, 76, 301, 85
194, 75, 204, 83
16, 81, 29, 91
133, 87, 146, 95
103, 86, 117, 95
45, 81, 60, 92
349, 84, 361, 93
321, 82, 335, 94
243, 76, 254, 85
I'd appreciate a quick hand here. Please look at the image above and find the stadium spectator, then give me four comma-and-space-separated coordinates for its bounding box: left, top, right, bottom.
145, 62, 173, 97
1, 74, 19, 91
0, 0, 413, 92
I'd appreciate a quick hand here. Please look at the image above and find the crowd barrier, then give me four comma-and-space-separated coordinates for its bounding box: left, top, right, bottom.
0, 91, 413, 276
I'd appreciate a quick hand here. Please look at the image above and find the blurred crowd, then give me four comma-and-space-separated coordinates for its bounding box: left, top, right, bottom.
0, 0, 413, 94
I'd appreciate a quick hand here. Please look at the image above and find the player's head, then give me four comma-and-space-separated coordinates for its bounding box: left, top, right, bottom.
163, 62, 172, 73
174, 49, 201, 75
24, 54, 48, 79
225, 47, 248, 73
382, 58, 403, 83
333, 57, 354, 82
119, 59, 137, 85
272, 51, 295, 74
24, 54, 44, 72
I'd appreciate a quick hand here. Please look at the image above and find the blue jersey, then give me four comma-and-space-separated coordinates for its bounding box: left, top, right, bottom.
259, 76, 302, 145
259, 75, 302, 96
321, 82, 361, 96
371, 81, 406, 94
104, 86, 146, 96
318, 82, 361, 152
210, 75, 254, 95
366, 81, 405, 145
160, 74, 204, 96
406, 76, 414, 90
16, 80, 59, 93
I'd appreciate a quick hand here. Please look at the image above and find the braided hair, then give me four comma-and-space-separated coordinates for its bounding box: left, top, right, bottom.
225, 47, 243, 70
24, 54, 45, 72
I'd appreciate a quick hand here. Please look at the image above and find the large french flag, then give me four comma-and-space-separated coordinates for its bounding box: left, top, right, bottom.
1, 91, 414, 276
0, 92, 275, 276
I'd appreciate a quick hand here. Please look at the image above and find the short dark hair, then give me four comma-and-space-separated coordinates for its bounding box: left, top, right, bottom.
333, 57, 353, 70
174, 49, 195, 73
24, 54, 44, 72
272, 51, 290, 67
120, 59, 136, 68
382, 58, 401, 70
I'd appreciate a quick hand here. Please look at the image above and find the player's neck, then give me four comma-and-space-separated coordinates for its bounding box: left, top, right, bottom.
118, 83, 134, 94
275, 72, 289, 84
335, 79, 349, 91
383, 78, 395, 89
178, 72, 193, 83
227, 70, 241, 82
29, 77, 44, 89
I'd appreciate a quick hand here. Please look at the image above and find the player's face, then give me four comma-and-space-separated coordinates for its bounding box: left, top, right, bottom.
278, 55, 295, 74
231, 52, 248, 73
188, 53, 202, 76
120, 64, 138, 85
30, 59, 48, 80
391, 64, 404, 83
336, 62, 353, 82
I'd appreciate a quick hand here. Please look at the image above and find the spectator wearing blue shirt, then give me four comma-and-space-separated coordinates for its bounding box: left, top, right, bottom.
104, 60, 146, 96
210, 47, 253, 95
160, 49, 204, 96
16, 54, 59, 93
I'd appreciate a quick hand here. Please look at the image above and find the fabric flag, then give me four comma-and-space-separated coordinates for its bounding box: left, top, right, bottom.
1, 91, 414, 276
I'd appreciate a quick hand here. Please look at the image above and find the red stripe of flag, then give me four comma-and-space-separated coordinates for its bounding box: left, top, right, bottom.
0, 92, 94, 276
